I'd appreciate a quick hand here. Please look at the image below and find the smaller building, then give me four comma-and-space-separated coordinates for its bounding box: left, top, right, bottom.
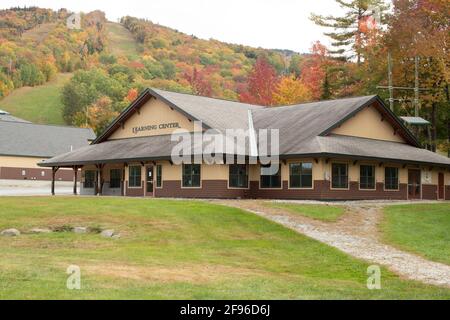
0, 109, 30, 123
0, 119, 95, 182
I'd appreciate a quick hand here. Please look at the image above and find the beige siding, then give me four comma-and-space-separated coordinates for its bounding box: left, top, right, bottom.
332, 103, 405, 143
0, 156, 46, 168
108, 98, 201, 140
161, 162, 181, 180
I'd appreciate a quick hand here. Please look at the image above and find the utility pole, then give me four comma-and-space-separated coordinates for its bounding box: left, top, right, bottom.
414, 56, 420, 117
377, 53, 429, 114
388, 52, 394, 111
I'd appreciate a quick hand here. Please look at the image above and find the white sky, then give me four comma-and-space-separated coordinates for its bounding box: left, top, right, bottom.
1, 0, 349, 53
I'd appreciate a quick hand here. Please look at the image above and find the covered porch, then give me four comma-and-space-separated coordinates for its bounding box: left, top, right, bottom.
50, 162, 160, 197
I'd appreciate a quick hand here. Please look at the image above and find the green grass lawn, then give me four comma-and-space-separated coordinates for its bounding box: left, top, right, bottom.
267, 202, 346, 222
105, 22, 139, 58
0, 197, 448, 300
0, 73, 71, 125
382, 203, 450, 265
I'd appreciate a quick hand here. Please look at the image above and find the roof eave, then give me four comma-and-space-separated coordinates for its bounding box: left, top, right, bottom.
280, 152, 450, 168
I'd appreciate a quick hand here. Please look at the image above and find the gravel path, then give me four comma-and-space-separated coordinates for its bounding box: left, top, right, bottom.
211, 200, 450, 288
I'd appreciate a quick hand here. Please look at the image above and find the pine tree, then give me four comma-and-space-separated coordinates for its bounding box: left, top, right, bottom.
321, 72, 332, 100
310, 0, 389, 64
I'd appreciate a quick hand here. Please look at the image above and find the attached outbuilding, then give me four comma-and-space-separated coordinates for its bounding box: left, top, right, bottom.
0, 119, 95, 187
39, 88, 450, 200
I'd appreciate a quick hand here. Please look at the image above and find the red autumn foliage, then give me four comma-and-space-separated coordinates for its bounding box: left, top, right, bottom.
239, 57, 279, 106
126, 88, 138, 102
300, 41, 327, 100
183, 67, 213, 96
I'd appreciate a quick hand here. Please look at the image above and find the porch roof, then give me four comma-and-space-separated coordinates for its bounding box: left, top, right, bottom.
38, 133, 450, 168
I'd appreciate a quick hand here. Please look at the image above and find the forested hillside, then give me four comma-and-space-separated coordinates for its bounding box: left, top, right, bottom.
0, 2, 448, 154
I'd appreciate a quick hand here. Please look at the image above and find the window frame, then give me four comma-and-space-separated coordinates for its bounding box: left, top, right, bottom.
259, 164, 282, 189
84, 170, 95, 189
109, 168, 121, 189
228, 164, 249, 189
331, 163, 349, 190
384, 167, 399, 191
156, 164, 162, 188
288, 162, 313, 189
182, 164, 201, 188
359, 164, 376, 190
128, 165, 142, 188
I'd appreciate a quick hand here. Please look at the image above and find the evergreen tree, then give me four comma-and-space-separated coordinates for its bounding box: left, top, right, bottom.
321, 72, 332, 100
311, 0, 389, 64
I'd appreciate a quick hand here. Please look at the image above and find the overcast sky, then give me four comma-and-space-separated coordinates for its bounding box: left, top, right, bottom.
1, 0, 351, 53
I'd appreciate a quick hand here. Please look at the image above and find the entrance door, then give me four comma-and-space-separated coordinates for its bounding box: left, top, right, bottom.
438, 172, 444, 200
408, 169, 421, 199
146, 166, 154, 196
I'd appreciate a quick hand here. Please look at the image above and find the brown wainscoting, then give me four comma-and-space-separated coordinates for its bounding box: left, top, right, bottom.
0, 166, 75, 181
249, 181, 407, 200
422, 184, 438, 200
248, 181, 322, 199
125, 180, 145, 197
154, 179, 408, 200
319, 181, 408, 200
155, 180, 251, 199
445, 186, 450, 200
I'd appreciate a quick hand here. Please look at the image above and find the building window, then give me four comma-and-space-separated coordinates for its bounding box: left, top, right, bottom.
385, 167, 399, 190
332, 163, 348, 189
84, 170, 95, 189
41, 171, 45, 177
360, 165, 375, 189
289, 162, 313, 188
260, 164, 281, 189
110, 169, 121, 189
129, 166, 142, 188
182, 164, 201, 187
229, 164, 248, 188
21, 170, 26, 176
156, 165, 162, 188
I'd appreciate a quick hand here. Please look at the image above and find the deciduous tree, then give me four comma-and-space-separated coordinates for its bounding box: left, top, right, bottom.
273, 76, 312, 105
239, 57, 279, 106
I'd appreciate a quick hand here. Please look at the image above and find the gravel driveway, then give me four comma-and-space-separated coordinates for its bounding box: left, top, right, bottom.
211, 199, 450, 288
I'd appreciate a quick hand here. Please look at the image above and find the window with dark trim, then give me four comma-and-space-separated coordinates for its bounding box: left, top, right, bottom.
289, 162, 313, 188
129, 166, 142, 188
229, 164, 248, 188
260, 164, 281, 189
110, 169, 121, 189
84, 170, 95, 189
331, 163, 348, 189
385, 167, 399, 190
182, 164, 201, 187
156, 165, 162, 188
360, 165, 375, 189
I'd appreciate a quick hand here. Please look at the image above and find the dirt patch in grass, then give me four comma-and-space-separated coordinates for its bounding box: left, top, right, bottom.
82, 263, 269, 284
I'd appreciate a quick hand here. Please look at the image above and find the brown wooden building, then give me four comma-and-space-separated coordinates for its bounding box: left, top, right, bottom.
39, 88, 450, 200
